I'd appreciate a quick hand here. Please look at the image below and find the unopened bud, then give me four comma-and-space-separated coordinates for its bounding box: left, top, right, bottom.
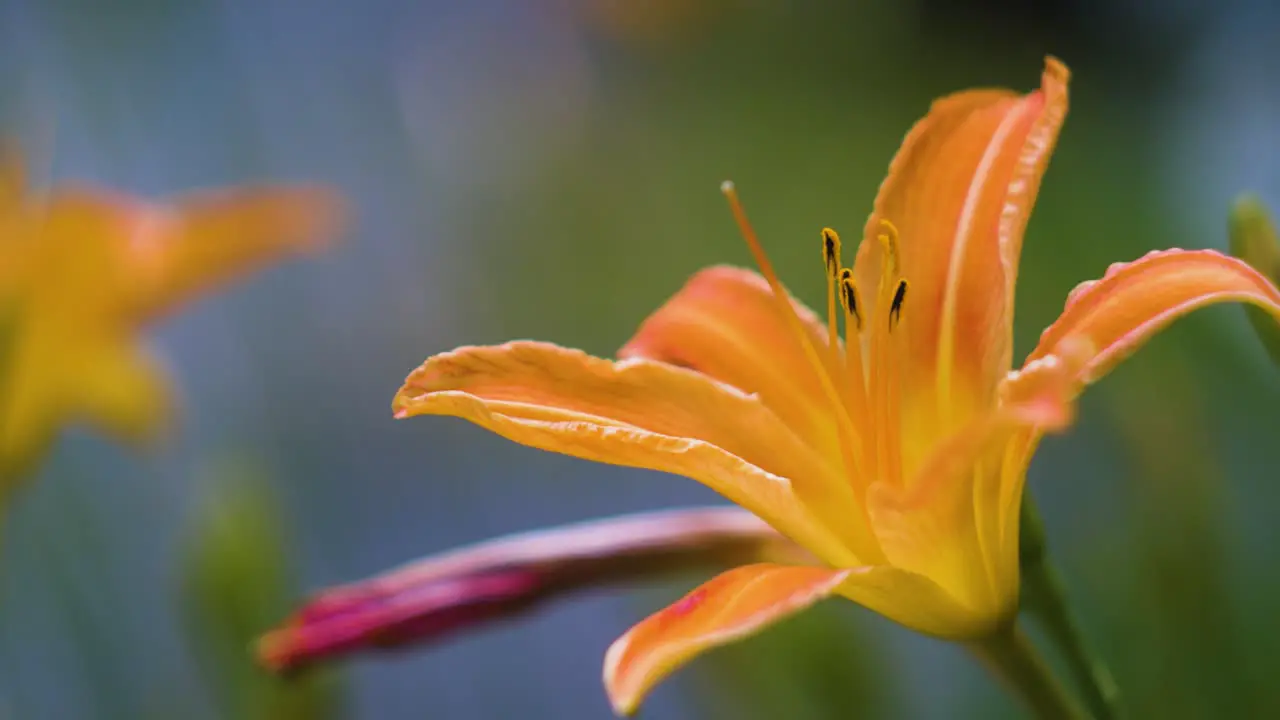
259, 506, 807, 672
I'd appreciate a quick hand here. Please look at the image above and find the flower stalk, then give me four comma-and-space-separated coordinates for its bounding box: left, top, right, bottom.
969, 621, 1086, 720
1020, 494, 1121, 719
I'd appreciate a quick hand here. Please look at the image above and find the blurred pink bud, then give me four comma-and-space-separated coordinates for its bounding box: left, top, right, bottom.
258, 506, 806, 672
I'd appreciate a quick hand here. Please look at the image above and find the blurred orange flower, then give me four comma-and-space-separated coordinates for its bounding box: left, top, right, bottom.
0, 153, 342, 488
576, 0, 735, 48
318, 57, 1280, 714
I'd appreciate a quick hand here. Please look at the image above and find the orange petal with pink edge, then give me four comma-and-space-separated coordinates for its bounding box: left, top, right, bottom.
1028, 248, 1280, 384
619, 265, 839, 456
127, 186, 344, 322
393, 342, 865, 565
854, 57, 1070, 445
603, 564, 851, 715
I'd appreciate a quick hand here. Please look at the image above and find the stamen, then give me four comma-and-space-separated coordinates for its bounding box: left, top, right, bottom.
878, 219, 901, 276
889, 279, 909, 331
720, 182, 865, 481
838, 268, 870, 440
822, 228, 841, 275
883, 279, 907, 483
869, 218, 907, 485
821, 228, 842, 362
838, 268, 862, 332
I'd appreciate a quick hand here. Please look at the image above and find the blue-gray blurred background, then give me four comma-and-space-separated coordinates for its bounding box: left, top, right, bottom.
2, 0, 1279, 717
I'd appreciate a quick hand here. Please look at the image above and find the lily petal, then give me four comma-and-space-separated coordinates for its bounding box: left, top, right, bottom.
127, 187, 343, 322
73, 341, 172, 446
1028, 248, 1280, 384
1003, 247, 1280, 549
258, 507, 806, 671
854, 57, 1070, 465
619, 265, 839, 456
0, 336, 171, 486
834, 565, 991, 639
394, 342, 864, 564
867, 347, 1079, 624
603, 564, 851, 716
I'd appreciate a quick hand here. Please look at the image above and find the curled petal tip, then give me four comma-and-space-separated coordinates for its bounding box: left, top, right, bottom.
280, 187, 347, 249
257, 569, 543, 673
1030, 247, 1280, 385
1043, 55, 1071, 84
601, 565, 852, 715
256, 627, 303, 674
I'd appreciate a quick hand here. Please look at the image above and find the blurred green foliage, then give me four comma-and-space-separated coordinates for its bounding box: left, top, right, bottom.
1229, 197, 1280, 366
180, 461, 343, 720
691, 603, 896, 719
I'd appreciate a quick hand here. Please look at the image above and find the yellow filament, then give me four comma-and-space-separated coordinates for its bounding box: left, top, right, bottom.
884, 280, 908, 485
870, 220, 905, 485
838, 268, 870, 469
821, 228, 842, 361
720, 182, 864, 481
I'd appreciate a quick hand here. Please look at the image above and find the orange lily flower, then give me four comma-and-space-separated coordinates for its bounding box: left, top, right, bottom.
390, 57, 1280, 714
0, 152, 342, 487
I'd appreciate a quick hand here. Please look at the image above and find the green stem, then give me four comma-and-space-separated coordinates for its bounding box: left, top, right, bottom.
969, 622, 1086, 720
1020, 495, 1121, 719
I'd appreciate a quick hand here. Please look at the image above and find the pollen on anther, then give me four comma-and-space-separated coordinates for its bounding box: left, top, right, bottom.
889, 279, 908, 329
877, 219, 901, 276
822, 228, 842, 275
839, 268, 862, 331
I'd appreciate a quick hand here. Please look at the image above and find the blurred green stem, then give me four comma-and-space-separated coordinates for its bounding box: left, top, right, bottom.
970, 622, 1085, 720
1020, 495, 1121, 719
1228, 195, 1280, 366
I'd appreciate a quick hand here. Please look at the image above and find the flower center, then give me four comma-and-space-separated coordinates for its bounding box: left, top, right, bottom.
720, 181, 908, 562
821, 221, 909, 487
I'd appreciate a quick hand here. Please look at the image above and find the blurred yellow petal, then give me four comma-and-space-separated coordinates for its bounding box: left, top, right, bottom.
1029, 248, 1280, 385
128, 186, 343, 322
1, 330, 172, 486
74, 342, 173, 446
394, 341, 864, 564
620, 265, 841, 458
603, 563, 851, 715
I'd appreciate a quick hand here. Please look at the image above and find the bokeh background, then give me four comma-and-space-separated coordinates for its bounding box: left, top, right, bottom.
2, 0, 1279, 717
